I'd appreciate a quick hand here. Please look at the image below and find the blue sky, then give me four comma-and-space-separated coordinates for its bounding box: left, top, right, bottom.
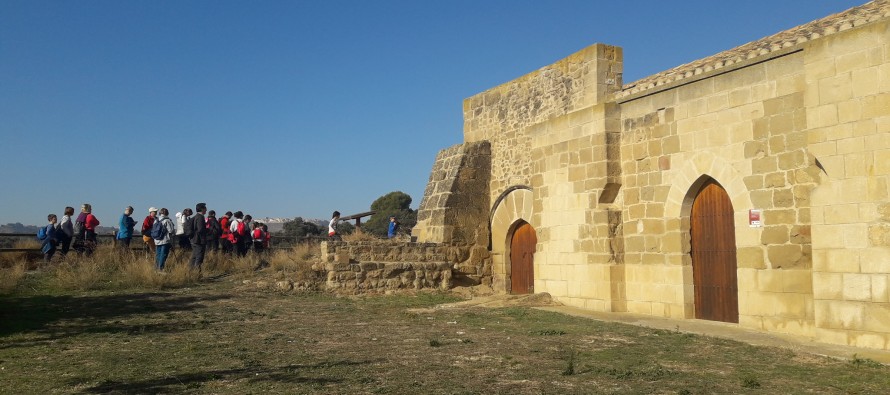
0, 0, 867, 225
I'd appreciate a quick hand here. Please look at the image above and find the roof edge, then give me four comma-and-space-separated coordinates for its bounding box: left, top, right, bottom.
617, 1, 890, 99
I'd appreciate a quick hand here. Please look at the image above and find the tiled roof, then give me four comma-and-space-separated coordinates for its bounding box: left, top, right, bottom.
618, 0, 890, 98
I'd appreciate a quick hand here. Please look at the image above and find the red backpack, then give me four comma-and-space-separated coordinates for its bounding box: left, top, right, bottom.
227, 220, 246, 243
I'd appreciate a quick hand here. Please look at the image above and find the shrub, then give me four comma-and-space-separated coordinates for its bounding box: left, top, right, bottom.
1, 243, 330, 295
342, 229, 376, 242
0, 262, 27, 294
0, 239, 42, 269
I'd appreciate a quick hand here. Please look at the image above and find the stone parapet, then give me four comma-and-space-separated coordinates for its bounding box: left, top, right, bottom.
321, 240, 451, 263
464, 44, 623, 143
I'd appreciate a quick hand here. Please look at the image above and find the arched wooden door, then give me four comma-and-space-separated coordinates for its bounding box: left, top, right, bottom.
690, 180, 739, 323
510, 221, 537, 294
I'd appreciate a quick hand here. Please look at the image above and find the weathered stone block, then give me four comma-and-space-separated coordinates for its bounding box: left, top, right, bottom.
765, 172, 788, 188
773, 188, 795, 208
750, 190, 773, 208
843, 273, 873, 302
738, 247, 766, 269
869, 224, 890, 246
767, 244, 803, 268
753, 156, 778, 176
761, 226, 790, 244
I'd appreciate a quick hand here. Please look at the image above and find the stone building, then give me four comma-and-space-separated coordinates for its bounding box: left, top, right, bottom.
413, 1, 890, 350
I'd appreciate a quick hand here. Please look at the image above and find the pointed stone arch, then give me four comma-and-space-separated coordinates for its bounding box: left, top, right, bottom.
660, 152, 752, 318
665, 152, 752, 220
490, 187, 534, 293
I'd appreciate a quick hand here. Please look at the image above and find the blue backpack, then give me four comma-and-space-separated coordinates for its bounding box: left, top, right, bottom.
150, 220, 168, 240
37, 226, 48, 241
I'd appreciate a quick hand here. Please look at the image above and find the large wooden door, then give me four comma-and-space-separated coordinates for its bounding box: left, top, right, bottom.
510, 221, 537, 294
690, 180, 739, 323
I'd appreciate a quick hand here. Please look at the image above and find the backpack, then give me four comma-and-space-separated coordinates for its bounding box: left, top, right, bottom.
73, 220, 85, 239
37, 226, 47, 241
151, 219, 168, 240
206, 218, 221, 237
183, 216, 194, 237
237, 221, 248, 237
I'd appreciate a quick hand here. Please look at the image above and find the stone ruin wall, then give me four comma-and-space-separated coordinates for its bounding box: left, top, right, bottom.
320, 241, 454, 292
318, 140, 493, 295
413, 141, 491, 245
402, 140, 493, 286
462, 44, 623, 208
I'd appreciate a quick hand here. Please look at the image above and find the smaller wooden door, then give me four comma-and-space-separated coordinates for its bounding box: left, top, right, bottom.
690, 180, 739, 323
510, 221, 537, 294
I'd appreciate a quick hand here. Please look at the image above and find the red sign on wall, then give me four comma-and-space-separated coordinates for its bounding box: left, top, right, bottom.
749, 209, 762, 227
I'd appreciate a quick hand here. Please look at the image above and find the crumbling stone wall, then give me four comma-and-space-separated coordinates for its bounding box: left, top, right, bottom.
321, 241, 453, 291
413, 141, 491, 245
412, 141, 493, 285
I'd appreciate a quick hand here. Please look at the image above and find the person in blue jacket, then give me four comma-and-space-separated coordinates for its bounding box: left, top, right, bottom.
116, 206, 137, 252
39, 214, 58, 262
387, 215, 399, 239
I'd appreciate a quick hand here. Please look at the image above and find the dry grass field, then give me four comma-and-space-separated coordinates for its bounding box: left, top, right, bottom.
1, 246, 889, 394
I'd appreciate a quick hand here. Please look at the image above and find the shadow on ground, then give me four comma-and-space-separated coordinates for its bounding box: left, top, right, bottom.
0, 292, 231, 341
73, 359, 381, 394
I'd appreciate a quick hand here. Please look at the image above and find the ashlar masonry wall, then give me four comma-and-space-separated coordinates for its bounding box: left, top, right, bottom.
618, 48, 818, 333
422, 2, 890, 351
806, 18, 890, 350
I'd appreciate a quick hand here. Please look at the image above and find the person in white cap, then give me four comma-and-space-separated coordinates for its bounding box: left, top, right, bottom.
142, 207, 158, 253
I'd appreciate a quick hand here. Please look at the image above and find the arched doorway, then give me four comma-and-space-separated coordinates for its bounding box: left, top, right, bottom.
509, 221, 537, 294
690, 179, 739, 323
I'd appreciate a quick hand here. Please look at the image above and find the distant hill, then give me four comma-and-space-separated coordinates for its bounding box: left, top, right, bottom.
2, 222, 117, 235
0, 223, 40, 234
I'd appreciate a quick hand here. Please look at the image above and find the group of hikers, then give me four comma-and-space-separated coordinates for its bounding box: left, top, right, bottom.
37, 203, 289, 271
37, 205, 387, 270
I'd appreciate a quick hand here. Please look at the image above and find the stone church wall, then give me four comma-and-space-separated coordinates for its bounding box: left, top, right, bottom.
420, 1, 890, 350
805, 17, 890, 350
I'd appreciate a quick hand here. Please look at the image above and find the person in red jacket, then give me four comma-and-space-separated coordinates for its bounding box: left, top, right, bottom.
219, 211, 233, 254
75, 203, 100, 256
251, 222, 265, 253
262, 223, 271, 249
142, 207, 158, 253
205, 210, 222, 252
